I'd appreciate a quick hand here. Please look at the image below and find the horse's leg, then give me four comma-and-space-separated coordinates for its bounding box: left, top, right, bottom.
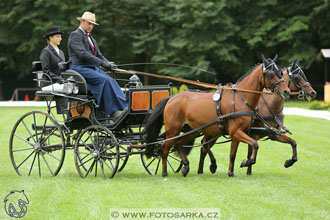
161, 141, 171, 177
246, 144, 253, 175
228, 140, 239, 177
271, 134, 298, 168
175, 133, 200, 177
176, 145, 190, 177
198, 141, 207, 174
205, 138, 217, 174
198, 136, 217, 174
230, 130, 259, 169
162, 130, 182, 177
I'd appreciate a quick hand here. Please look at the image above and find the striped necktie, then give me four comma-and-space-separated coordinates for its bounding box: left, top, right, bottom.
86, 33, 95, 53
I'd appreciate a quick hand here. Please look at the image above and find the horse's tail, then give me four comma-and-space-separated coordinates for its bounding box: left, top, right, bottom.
145, 97, 170, 158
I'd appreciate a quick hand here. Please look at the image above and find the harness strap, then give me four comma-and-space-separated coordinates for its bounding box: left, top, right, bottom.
234, 89, 283, 135
259, 95, 292, 134
256, 114, 284, 121
215, 88, 226, 134
218, 111, 255, 121
232, 84, 236, 112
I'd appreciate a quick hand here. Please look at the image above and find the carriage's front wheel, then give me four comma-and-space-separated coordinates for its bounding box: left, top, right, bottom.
74, 125, 120, 179
141, 147, 183, 175
9, 111, 65, 177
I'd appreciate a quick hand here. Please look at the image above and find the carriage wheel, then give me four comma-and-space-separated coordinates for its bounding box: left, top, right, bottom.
117, 146, 131, 172
74, 125, 120, 179
9, 111, 65, 177
141, 147, 183, 175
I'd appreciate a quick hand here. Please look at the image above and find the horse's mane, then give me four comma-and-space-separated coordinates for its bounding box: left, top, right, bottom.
236, 63, 261, 83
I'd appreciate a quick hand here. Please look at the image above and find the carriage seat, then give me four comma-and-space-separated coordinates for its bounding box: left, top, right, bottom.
33, 61, 89, 96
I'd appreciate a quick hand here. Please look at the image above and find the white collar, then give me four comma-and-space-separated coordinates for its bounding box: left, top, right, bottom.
50, 44, 59, 55
79, 27, 87, 35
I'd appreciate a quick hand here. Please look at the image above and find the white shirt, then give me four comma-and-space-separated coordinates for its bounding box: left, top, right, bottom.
50, 44, 59, 55
79, 27, 94, 47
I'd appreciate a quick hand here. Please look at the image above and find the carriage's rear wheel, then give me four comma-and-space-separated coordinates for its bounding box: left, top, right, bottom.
141, 147, 183, 175
9, 111, 65, 177
74, 125, 120, 179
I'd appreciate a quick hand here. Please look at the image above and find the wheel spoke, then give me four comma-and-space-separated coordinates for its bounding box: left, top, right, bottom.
85, 160, 95, 178
28, 152, 37, 176
12, 147, 35, 152
87, 132, 97, 150
96, 128, 100, 149
17, 151, 35, 169
79, 140, 94, 152
40, 149, 60, 161
168, 159, 175, 172
99, 161, 106, 178
38, 153, 41, 177
146, 158, 156, 168
39, 114, 49, 144
155, 159, 160, 175
168, 154, 181, 162
22, 120, 36, 144
99, 134, 107, 152
14, 134, 35, 148
33, 113, 39, 142
78, 156, 94, 168
100, 158, 114, 172
40, 153, 54, 176
39, 128, 59, 146
95, 160, 98, 177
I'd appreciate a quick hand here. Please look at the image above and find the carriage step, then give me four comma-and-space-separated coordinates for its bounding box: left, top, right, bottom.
32, 123, 56, 131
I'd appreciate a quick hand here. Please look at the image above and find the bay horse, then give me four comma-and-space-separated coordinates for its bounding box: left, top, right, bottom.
197, 59, 316, 176
145, 55, 290, 177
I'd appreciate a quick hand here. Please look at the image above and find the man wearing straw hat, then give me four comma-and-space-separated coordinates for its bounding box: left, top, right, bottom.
68, 11, 128, 122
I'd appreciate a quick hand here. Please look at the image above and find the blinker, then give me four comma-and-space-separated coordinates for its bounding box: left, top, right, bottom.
266, 70, 275, 79
293, 74, 300, 83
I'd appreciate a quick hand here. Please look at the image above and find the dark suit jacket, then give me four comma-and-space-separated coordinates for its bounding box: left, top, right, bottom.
67, 28, 108, 66
40, 44, 65, 80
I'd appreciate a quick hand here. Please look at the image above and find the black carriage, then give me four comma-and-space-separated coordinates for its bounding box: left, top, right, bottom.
9, 61, 182, 178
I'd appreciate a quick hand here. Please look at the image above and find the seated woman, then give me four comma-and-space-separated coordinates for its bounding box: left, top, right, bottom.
40, 26, 65, 86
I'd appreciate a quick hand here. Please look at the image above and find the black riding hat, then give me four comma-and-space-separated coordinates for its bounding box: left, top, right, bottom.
43, 26, 63, 38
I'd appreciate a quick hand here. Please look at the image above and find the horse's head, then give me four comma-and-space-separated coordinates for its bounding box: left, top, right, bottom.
284, 60, 317, 101
262, 54, 290, 99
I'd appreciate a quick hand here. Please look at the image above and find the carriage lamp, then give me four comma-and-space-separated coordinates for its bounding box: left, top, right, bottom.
63, 76, 79, 94
129, 74, 143, 88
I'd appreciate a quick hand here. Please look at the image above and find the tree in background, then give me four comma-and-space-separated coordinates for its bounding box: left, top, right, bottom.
0, 0, 329, 100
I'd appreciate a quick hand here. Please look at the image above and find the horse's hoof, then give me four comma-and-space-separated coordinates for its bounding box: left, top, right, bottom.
247, 172, 252, 176
181, 167, 189, 177
240, 160, 248, 167
162, 172, 168, 177
228, 172, 235, 177
197, 169, 203, 174
284, 159, 296, 168
210, 164, 217, 174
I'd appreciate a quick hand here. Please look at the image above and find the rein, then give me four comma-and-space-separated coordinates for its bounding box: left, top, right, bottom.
115, 68, 273, 95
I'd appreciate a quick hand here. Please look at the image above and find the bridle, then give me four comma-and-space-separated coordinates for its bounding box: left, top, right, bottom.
287, 65, 311, 100
262, 60, 285, 93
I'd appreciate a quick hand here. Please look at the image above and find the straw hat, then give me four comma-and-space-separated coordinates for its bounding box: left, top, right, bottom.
76, 11, 99, 25
43, 26, 64, 38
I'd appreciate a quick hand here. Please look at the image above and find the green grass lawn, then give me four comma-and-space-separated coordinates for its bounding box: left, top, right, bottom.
0, 107, 329, 220
284, 100, 311, 109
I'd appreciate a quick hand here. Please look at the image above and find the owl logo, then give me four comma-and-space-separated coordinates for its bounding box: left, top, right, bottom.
4, 190, 29, 218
